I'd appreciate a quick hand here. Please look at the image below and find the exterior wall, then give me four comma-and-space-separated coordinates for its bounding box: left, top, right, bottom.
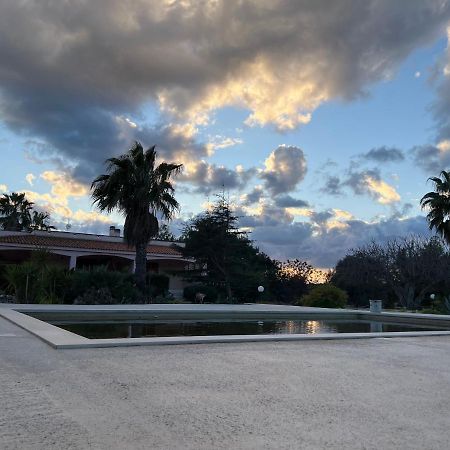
158, 260, 188, 298
0, 230, 190, 299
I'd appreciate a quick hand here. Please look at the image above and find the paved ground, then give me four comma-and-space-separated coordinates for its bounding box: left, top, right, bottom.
2, 316, 450, 449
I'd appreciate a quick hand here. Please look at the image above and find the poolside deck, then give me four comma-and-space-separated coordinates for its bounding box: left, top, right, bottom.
1, 309, 450, 449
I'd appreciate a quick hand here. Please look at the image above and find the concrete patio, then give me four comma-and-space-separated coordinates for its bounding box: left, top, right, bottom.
1, 314, 450, 449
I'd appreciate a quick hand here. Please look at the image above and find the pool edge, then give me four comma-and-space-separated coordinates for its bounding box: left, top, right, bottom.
3, 303, 450, 349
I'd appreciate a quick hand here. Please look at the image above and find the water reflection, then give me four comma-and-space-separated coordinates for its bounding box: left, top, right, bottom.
53, 318, 448, 339
305, 320, 320, 334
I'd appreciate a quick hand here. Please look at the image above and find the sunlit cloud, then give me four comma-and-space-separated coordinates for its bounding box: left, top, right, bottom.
25, 173, 36, 186
364, 175, 401, 204
40, 171, 89, 199
261, 145, 307, 195
207, 135, 243, 153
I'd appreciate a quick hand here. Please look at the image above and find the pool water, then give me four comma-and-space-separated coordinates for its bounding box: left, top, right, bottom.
50, 319, 449, 339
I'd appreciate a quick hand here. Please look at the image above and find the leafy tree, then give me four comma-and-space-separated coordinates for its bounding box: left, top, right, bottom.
332, 236, 450, 309
332, 241, 388, 307
385, 237, 449, 308
274, 259, 315, 303
421, 170, 450, 243
155, 223, 176, 241
182, 195, 277, 301
91, 142, 182, 291
0, 192, 54, 232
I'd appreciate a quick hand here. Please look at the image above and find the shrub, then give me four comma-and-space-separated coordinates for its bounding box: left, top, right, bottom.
299, 284, 348, 309
148, 273, 170, 297
74, 287, 115, 305
66, 268, 141, 304
3, 258, 69, 304
183, 284, 219, 303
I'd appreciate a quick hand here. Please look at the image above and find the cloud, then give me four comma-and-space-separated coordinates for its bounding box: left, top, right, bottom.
320, 148, 404, 200
180, 161, 255, 194
0, 0, 449, 176
52, 217, 117, 235
20, 171, 111, 225
75, 121, 210, 183
361, 146, 404, 163
241, 186, 264, 206
250, 214, 430, 267
363, 175, 401, 204
390, 202, 414, 220
274, 195, 309, 208
207, 135, 243, 153
321, 175, 343, 196
238, 204, 294, 228
260, 145, 307, 195
25, 173, 36, 186
412, 142, 450, 173
40, 171, 89, 199
322, 167, 401, 204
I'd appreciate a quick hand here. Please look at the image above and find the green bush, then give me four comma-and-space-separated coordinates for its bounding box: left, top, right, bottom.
74, 287, 115, 305
3, 256, 69, 304
148, 273, 170, 297
183, 284, 219, 303
299, 284, 348, 309
66, 267, 141, 304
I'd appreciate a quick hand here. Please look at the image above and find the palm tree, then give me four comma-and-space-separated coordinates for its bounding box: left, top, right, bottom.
420, 170, 450, 243
30, 211, 55, 231
91, 142, 182, 291
0, 192, 33, 231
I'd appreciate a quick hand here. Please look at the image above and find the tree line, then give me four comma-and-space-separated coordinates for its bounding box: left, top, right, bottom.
3, 143, 450, 308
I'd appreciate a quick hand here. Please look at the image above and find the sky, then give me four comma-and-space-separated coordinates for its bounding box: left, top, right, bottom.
2, 0, 450, 268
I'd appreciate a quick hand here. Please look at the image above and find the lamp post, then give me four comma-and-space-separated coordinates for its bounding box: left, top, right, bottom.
257, 285, 264, 303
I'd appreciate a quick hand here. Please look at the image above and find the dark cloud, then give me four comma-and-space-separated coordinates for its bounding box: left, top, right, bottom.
242, 186, 264, 206
180, 162, 255, 194
251, 215, 430, 267
322, 169, 379, 197
344, 168, 381, 195
411, 144, 450, 174
321, 175, 343, 196
310, 210, 334, 226
274, 195, 309, 208
361, 146, 404, 163
321, 167, 400, 204
238, 205, 294, 228
0, 0, 449, 179
260, 145, 307, 195
390, 202, 414, 220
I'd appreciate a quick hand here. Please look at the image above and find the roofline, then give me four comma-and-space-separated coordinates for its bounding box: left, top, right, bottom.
0, 230, 185, 248
0, 242, 190, 262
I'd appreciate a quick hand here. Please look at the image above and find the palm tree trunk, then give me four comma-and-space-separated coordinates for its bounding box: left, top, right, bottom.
135, 241, 148, 293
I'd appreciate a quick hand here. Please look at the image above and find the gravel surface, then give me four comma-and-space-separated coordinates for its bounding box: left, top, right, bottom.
1, 316, 450, 449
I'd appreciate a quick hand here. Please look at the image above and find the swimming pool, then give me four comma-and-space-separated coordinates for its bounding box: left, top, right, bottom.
3, 304, 450, 349
52, 318, 449, 339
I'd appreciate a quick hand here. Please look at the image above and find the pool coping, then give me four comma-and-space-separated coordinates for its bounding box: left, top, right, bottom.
2, 303, 450, 349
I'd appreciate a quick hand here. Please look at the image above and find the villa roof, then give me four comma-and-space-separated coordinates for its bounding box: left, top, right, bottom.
0, 233, 182, 256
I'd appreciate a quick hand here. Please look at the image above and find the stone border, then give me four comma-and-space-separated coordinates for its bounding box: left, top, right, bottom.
2, 303, 450, 349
